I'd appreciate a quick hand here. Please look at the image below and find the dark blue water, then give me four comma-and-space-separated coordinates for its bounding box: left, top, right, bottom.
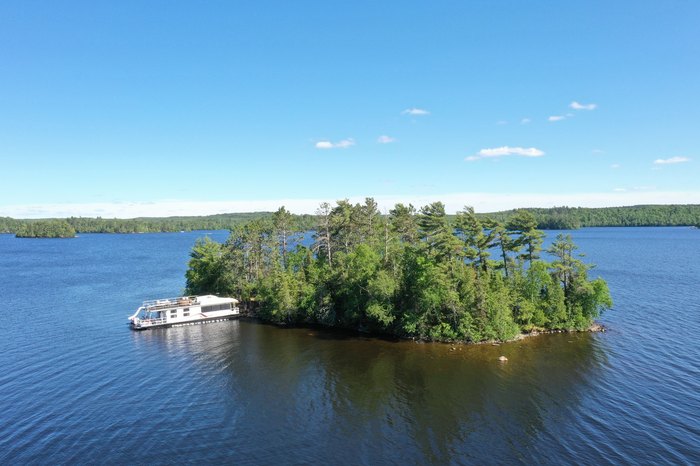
1, 228, 698, 464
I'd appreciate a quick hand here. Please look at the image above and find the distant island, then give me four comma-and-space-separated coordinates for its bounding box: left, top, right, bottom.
2, 204, 699, 237
185, 200, 613, 343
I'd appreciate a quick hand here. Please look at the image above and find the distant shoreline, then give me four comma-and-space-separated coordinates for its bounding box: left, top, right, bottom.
2, 204, 699, 235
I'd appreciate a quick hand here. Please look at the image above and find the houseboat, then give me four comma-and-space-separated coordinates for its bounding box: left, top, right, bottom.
128, 295, 239, 330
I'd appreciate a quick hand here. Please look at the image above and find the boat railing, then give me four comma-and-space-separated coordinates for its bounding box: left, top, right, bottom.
142, 296, 197, 310
136, 317, 168, 327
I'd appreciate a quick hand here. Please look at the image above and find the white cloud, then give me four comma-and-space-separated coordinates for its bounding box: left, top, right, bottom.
377, 135, 396, 144
613, 188, 627, 192
592, 149, 605, 154
467, 146, 545, 161
496, 120, 508, 125
653, 156, 690, 165
610, 163, 621, 169
548, 115, 566, 122
315, 138, 355, 149
6, 191, 700, 218
520, 118, 531, 124
402, 107, 430, 116
335, 139, 355, 149
570, 101, 597, 110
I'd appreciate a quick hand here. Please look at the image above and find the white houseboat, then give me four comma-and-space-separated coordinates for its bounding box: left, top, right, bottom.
128, 295, 239, 330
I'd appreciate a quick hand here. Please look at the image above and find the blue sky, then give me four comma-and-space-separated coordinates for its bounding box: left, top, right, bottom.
1, 1, 699, 217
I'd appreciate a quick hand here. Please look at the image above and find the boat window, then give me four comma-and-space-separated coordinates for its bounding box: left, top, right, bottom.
170, 309, 177, 317
183, 308, 190, 316
202, 303, 231, 313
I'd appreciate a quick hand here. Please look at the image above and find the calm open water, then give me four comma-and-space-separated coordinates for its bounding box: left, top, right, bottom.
0, 228, 698, 465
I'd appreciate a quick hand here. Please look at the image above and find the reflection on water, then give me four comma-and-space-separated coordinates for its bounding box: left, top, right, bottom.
127, 320, 607, 464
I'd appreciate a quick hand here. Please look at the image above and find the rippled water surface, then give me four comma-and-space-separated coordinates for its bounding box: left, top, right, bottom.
1, 228, 699, 464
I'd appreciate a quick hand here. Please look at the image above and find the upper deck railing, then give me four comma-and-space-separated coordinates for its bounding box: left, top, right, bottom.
142, 296, 197, 310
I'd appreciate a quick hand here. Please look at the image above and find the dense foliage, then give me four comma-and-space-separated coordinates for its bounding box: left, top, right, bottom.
483, 204, 700, 229
185, 201, 612, 342
0, 217, 22, 234
15, 220, 76, 238
1, 213, 315, 235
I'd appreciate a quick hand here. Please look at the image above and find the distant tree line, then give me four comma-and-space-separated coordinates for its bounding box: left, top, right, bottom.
482, 205, 700, 229
2, 204, 698, 236
0, 213, 315, 236
185, 200, 612, 343
15, 220, 76, 238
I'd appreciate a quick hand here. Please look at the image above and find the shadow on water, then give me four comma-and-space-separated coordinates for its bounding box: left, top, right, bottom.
131, 320, 608, 464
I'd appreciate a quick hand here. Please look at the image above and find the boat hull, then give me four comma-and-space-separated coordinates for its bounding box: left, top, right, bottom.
130, 314, 240, 330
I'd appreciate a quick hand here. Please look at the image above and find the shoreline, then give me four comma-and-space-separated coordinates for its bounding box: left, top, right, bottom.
238, 314, 606, 345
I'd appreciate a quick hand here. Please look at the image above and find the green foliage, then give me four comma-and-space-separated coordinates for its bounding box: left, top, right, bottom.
184, 198, 614, 342
486, 205, 700, 229
185, 237, 231, 296
4, 212, 316, 235
15, 220, 76, 238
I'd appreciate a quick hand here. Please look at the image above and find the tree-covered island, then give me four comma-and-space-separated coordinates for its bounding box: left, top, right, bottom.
185, 199, 612, 343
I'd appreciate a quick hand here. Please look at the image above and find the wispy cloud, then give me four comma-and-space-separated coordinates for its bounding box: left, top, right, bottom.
315, 138, 355, 149
496, 120, 508, 125
377, 135, 396, 144
653, 156, 690, 165
520, 118, 531, 125
570, 101, 597, 111
610, 163, 621, 169
592, 149, 605, 154
402, 107, 430, 116
548, 115, 567, 122
466, 146, 545, 161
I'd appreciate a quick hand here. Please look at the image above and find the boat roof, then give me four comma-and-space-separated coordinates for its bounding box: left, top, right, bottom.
196, 295, 239, 305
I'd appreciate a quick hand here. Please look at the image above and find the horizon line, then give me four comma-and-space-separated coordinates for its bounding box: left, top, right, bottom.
3, 191, 700, 219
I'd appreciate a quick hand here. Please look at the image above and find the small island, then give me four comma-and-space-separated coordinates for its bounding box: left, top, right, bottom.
185, 199, 612, 343
15, 220, 76, 238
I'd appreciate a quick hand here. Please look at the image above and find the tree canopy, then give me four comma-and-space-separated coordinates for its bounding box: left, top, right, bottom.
185, 200, 613, 342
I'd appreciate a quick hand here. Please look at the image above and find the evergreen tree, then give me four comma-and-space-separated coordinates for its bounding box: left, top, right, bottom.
273, 206, 294, 268
507, 210, 544, 266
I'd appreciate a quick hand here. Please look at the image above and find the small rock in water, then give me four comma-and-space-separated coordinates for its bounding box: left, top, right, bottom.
498, 356, 508, 362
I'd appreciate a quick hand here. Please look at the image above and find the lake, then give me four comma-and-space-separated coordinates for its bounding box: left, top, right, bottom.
0, 228, 698, 464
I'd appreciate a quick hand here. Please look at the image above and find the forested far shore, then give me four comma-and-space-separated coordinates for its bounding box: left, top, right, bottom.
482, 204, 700, 229
2, 204, 699, 236
15, 220, 76, 238
1, 212, 316, 236
185, 201, 613, 343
